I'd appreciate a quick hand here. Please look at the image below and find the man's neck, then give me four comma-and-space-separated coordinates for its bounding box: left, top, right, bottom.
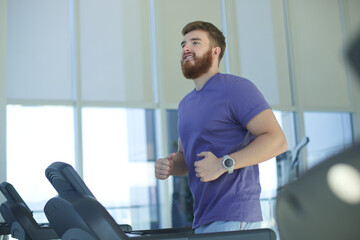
193, 68, 219, 91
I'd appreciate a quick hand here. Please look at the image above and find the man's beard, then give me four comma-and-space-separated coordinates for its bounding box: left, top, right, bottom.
181, 48, 213, 79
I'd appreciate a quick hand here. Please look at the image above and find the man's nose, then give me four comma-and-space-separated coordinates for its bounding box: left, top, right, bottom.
183, 43, 191, 52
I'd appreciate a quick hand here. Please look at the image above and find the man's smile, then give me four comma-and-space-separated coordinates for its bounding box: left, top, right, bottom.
183, 53, 195, 62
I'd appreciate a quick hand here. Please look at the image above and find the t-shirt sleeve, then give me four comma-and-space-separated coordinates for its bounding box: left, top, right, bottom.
229, 79, 271, 128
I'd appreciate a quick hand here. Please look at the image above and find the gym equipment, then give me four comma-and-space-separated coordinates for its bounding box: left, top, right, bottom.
276, 136, 309, 191
276, 141, 360, 240
44, 161, 277, 240
0, 182, 59, 240
0, 225, 10, 240
0, 181, 132, 240
0, 224, 9, 237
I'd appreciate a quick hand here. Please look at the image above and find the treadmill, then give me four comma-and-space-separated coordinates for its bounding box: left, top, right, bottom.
0, 182, 133, 240
0, 182, 59, 240
44, 161, 277, 240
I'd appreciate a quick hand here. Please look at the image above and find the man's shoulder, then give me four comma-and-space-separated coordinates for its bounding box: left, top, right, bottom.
218, 73, 256, 91
218, 73, 252, 85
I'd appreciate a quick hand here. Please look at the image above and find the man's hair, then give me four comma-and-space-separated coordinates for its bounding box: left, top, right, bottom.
182, 21, 226, 63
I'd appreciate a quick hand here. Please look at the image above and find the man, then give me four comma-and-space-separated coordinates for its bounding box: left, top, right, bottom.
155, 21, 287, 234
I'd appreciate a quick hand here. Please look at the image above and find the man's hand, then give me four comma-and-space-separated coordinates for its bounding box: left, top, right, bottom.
155, 153, 176, 180
195, 151, 226, 182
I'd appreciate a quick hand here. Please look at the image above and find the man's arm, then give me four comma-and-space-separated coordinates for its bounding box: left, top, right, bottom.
195, 109, 287, 182
155, 138, 188, 180
230, 108, 287, 169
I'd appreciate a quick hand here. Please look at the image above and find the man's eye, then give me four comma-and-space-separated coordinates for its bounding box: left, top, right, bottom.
193, 42, 199, 45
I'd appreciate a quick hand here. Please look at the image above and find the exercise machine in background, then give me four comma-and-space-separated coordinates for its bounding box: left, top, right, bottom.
276, 136, 309, 192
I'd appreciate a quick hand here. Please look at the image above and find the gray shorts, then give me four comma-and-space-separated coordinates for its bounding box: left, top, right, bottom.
194, 221, 262, 234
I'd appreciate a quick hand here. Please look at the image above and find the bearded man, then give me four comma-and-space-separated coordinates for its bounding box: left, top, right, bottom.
155, 21, 287, 234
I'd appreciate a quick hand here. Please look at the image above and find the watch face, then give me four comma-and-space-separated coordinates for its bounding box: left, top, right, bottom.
224, 158, 234, 168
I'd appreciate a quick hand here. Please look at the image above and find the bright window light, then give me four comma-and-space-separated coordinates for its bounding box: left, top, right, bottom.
304, 112, 353, 169
259, 111, 295, 199
81, 107, 157, 229
6, 105, 75, 218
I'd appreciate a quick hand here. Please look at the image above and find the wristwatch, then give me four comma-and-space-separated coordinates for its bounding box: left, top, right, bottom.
222, 155, 235, 174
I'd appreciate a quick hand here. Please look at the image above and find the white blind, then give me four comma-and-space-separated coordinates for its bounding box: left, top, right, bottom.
224, 0, 292, 107
7, 0, 72, 101
287, 0, 350, 110
79, 0, 153, 103
342, 0, 360, 41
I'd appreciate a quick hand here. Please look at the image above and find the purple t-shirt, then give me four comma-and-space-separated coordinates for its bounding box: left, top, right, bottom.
178, 73, 270, 228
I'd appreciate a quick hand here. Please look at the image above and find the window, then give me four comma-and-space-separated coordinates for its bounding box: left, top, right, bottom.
304, 112, 353, 169
6, 105, 75, 222
81, 107, 158, 229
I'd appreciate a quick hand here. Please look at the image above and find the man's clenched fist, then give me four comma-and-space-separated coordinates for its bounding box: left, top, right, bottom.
155, 153, 176, 180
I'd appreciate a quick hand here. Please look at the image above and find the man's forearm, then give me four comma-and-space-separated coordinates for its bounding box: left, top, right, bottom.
231, 131, 287, 169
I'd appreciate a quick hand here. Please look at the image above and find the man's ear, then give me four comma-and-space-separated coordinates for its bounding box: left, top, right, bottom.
213, 46, 221, 57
